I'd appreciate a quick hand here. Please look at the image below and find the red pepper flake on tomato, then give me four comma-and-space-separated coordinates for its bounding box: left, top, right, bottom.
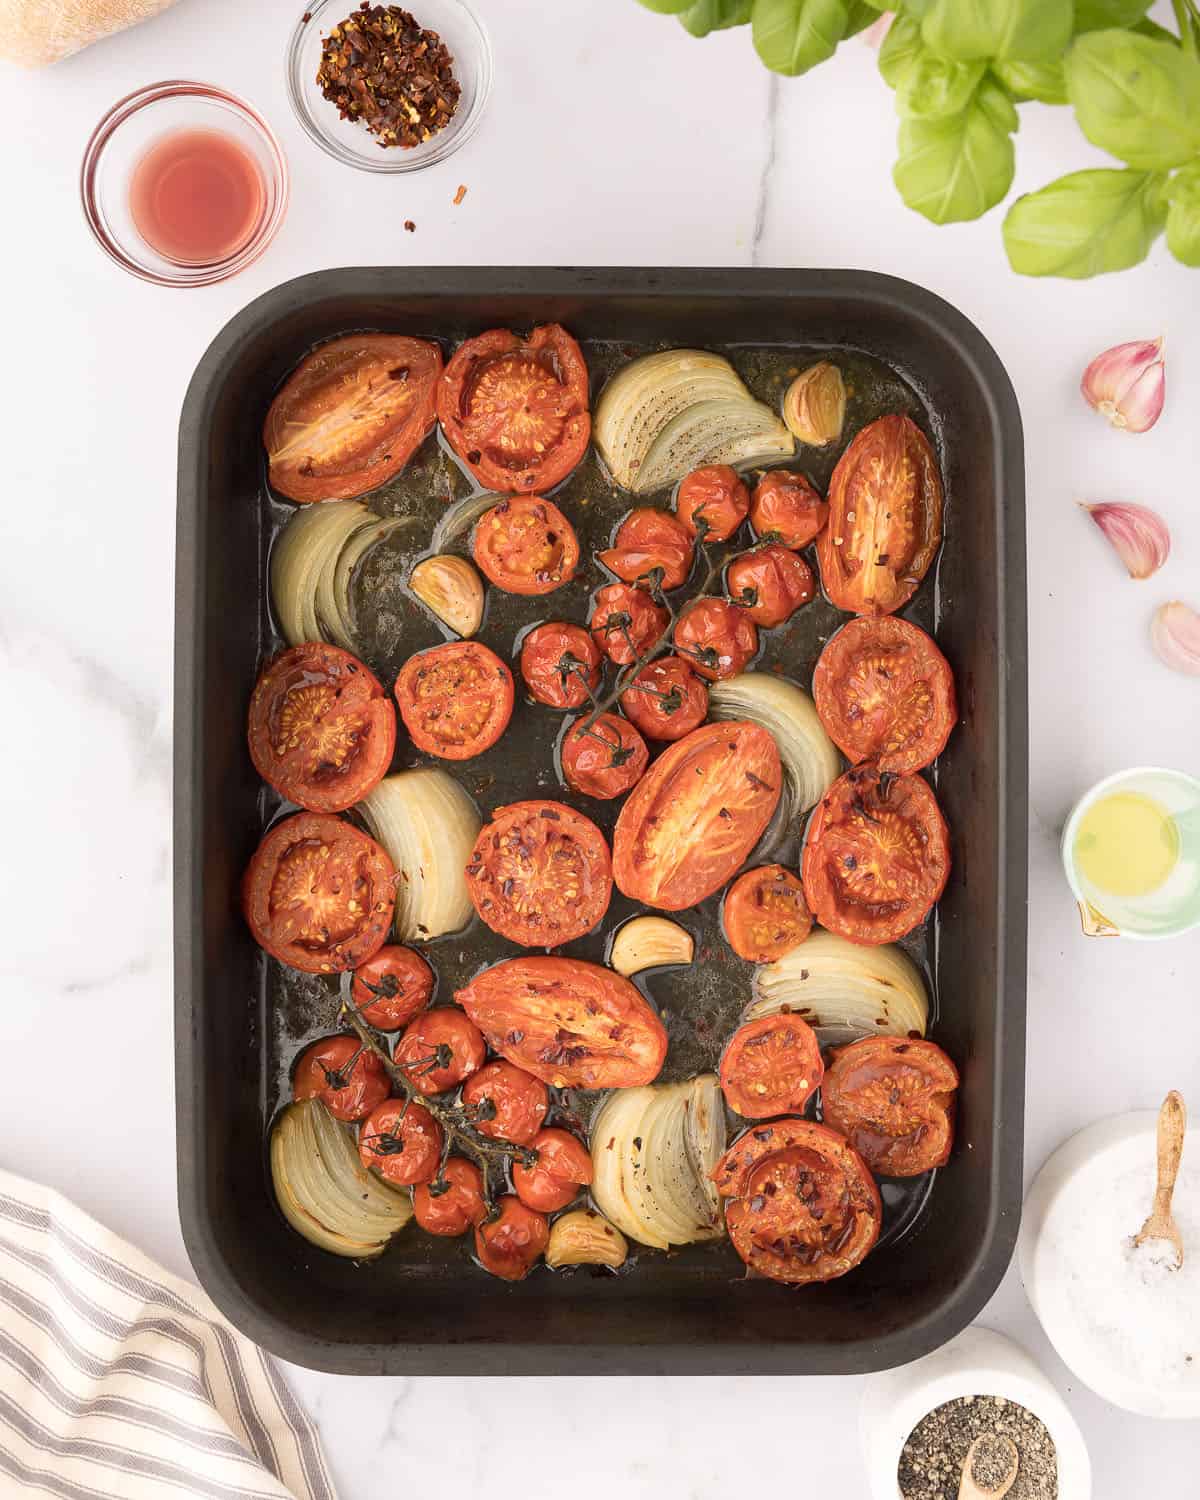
589, 583, 669, 667
358, 1098, 444, 1186
726, 545, 815, 628
618, 655, 708, 742
520, 622, 602, 709
672, 596, 758, 681
749, 469, 828, 549
719, 1013, 823, 1119
461, 1059, 549, 1146
675, 465, 749, 542
474, 1195, 549, 1281
394, 640, 513, 760
292, 1035, 390, 1121
437, 324, 590, 494
598, 507, 694, 591
473, 497, 580, 596
560, 712, 648, 800
821, 1036, 959, 1178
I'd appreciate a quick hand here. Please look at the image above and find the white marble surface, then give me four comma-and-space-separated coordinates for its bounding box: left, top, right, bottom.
1, 0, 1198, 1493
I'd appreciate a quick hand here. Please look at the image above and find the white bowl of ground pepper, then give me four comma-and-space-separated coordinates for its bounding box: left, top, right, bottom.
860, 1326, 1091, 1500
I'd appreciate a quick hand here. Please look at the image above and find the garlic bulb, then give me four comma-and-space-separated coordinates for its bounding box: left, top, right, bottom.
608, 916, 694, 977
1081, 502, 1170, 580
782, 362, 846, 447
1151, 602, 1200, 676
545, 1210, 628, 1270
1080, 337, 1165, 433
409, 555, 484, 637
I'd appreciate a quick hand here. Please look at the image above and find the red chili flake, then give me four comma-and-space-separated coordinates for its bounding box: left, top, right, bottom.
404, 220, 416, 232
453, 183, 468, 205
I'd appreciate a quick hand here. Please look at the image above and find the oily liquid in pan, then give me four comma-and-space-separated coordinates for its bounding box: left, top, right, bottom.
259, 339, 943, 1276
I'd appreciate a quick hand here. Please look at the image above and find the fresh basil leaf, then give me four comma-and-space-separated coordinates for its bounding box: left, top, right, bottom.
1066, 31, 1200, 171
922, 0, 1072, 63
1073, 0, 1151, 30
898, 55, 987, 118
1166, 163, 1200, 267
903, 0, 935, 16
845, 0, 882, 39
1132, 18, 1180, 44
637, 0, 694, 13
879, 13, 922, 87
991, 58, 1068, 104
679, 0, 752, 35
752, 0, 850, 75
1003, 168, 1167, 277
893, 78, 1018, 223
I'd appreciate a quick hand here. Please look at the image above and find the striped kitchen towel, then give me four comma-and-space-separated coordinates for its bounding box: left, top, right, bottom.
0, 1167, 337, 1500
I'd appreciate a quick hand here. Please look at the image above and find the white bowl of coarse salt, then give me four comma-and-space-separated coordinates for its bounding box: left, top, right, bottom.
1020, 1109, 1200, 1419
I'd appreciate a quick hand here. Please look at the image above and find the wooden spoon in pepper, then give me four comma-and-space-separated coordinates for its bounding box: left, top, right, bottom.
958, 1433, 1019, 1500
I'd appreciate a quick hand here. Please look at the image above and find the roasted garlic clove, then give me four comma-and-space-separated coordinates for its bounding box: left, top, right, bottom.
409, 554, 484, 637
609, 915, 694, 977
546, 1209, 628, 1269
782, 361, 846, 447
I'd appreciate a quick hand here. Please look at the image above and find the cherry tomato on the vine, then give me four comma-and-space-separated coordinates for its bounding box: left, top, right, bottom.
675, 465, 749, 542
618, 655, 709, 742
520, 622, 603, 709
589, 583, 669, 667
560, 712, 649, 799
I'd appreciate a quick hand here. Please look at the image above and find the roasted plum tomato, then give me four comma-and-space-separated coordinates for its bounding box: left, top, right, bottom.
457, 956, 668, 1089
474, 1195, 549, 1282
350, 945, 434, 1030
726, 545, 815, 628
357, 1099, 444, 1187
412, 1158, 487, 1236
719, 1123, 882, 1285
821, 1036, 959, 1178
802, 767, 951, 945
394, 1008, 486, 1096
394, 641, 514, 760
598, 507, 694, 591
722, 865, 812, 964
812, 616, 956, 774
242, 812, 395, 974
437, 324, 590, 494
720, 1013, 823, 1119
675, 465, 750, 542
512, 1128, 593, 1212
672, 596, 758, 681
473, 497, 580, 596
618, 655, 708, 742
292, 1036, 389, 1123
247, 644, 396, 813
466, 800, 613, 947
818, 414, 944, 617
519, 622, 602, 710
749, 469, 828, 549
589, 583, 669, 667
613, 722, 781, 910
560, 712, 649, 800
263, 334, 442, 503
461, 1060, 549, 1146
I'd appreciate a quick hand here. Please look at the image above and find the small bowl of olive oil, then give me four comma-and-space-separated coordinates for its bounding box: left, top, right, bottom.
1062, 767, 1200, 940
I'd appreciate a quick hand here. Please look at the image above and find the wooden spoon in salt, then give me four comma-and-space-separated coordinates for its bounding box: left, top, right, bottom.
958, 1433, 1019, 1500
1133, 1090, 1187, 1271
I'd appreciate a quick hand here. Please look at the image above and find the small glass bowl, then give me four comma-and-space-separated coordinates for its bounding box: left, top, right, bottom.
286, 0, 492, 173
81, 81, 289, 288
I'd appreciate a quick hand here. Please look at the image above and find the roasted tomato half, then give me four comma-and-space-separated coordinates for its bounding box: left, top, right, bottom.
560, 712, 649, 800
264, 334, 442, 503
394, 641, 514, 760
613, 721, 781, 910
802, 767, 950, 945
456, 956, 669, 1089
618, 655, 709, 742
822, 1036, 959, 1177
513, 1128, 593, 1212
718, 1122, 882, 1284
520, 622, 603, 710
589, 583, 669, 667
812, 616, 956, 773
675, 465, 750, 542
473, 497, 580, 596
475, 1196, 549, 1281
358, 1099, 443, 1186
437, 324, 590, 494
722, 864, 812, 964
413, 1157, 487, 1236
719, 1014, 824, 1119
292, 1035, 390, 1122
726, 545, 815, 628
598, 507, 694, 591
243, 812, 395, 974
750, 469, 828, 548
461, 1059, 549, 1146
673, 597, 758, 681
465, 801, 613, 947
818, 414, 944, 616
394, 1008, 486, 1095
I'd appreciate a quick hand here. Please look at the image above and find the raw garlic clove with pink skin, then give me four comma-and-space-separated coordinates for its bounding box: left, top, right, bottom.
1151, 602, 1200, 677
1080, 337, 1165, 433
1081, 502, 1170, 580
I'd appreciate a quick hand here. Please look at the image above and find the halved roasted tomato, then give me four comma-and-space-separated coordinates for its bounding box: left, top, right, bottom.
242, 812, 395, 973
560, 712, 649, 800
437, 325, 590, 493
672, 597, 758, 681
722, 864, 812, 963
465, 801, 613, 946
456, 956, 669, 1089
264, 334, 442, 503
821, 1036, 959, 1177
812, 616, 956, 773
248, 643, 395, 813
589, 583, 669, 666
473, 497, 580, 595
802, 767, 950, 945
675, 465, 750, 542
612, 721, 781, 910
726, 545, 815, 628
293, 1035, 390, 1121
598, 507, 694, 590
750, 469, 828, 548
618, 655, 709, 742
817, 414, 944, 616
475, 1196, 549, 1281
394, 641, 514, 760
520, 622, 603, 709
720, 1014, 823, 1119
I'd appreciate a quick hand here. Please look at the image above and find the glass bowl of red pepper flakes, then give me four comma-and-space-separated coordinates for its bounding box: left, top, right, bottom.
286, 0, 492, 173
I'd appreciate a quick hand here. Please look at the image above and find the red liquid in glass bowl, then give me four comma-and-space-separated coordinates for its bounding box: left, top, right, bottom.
129, 128, 265, 265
